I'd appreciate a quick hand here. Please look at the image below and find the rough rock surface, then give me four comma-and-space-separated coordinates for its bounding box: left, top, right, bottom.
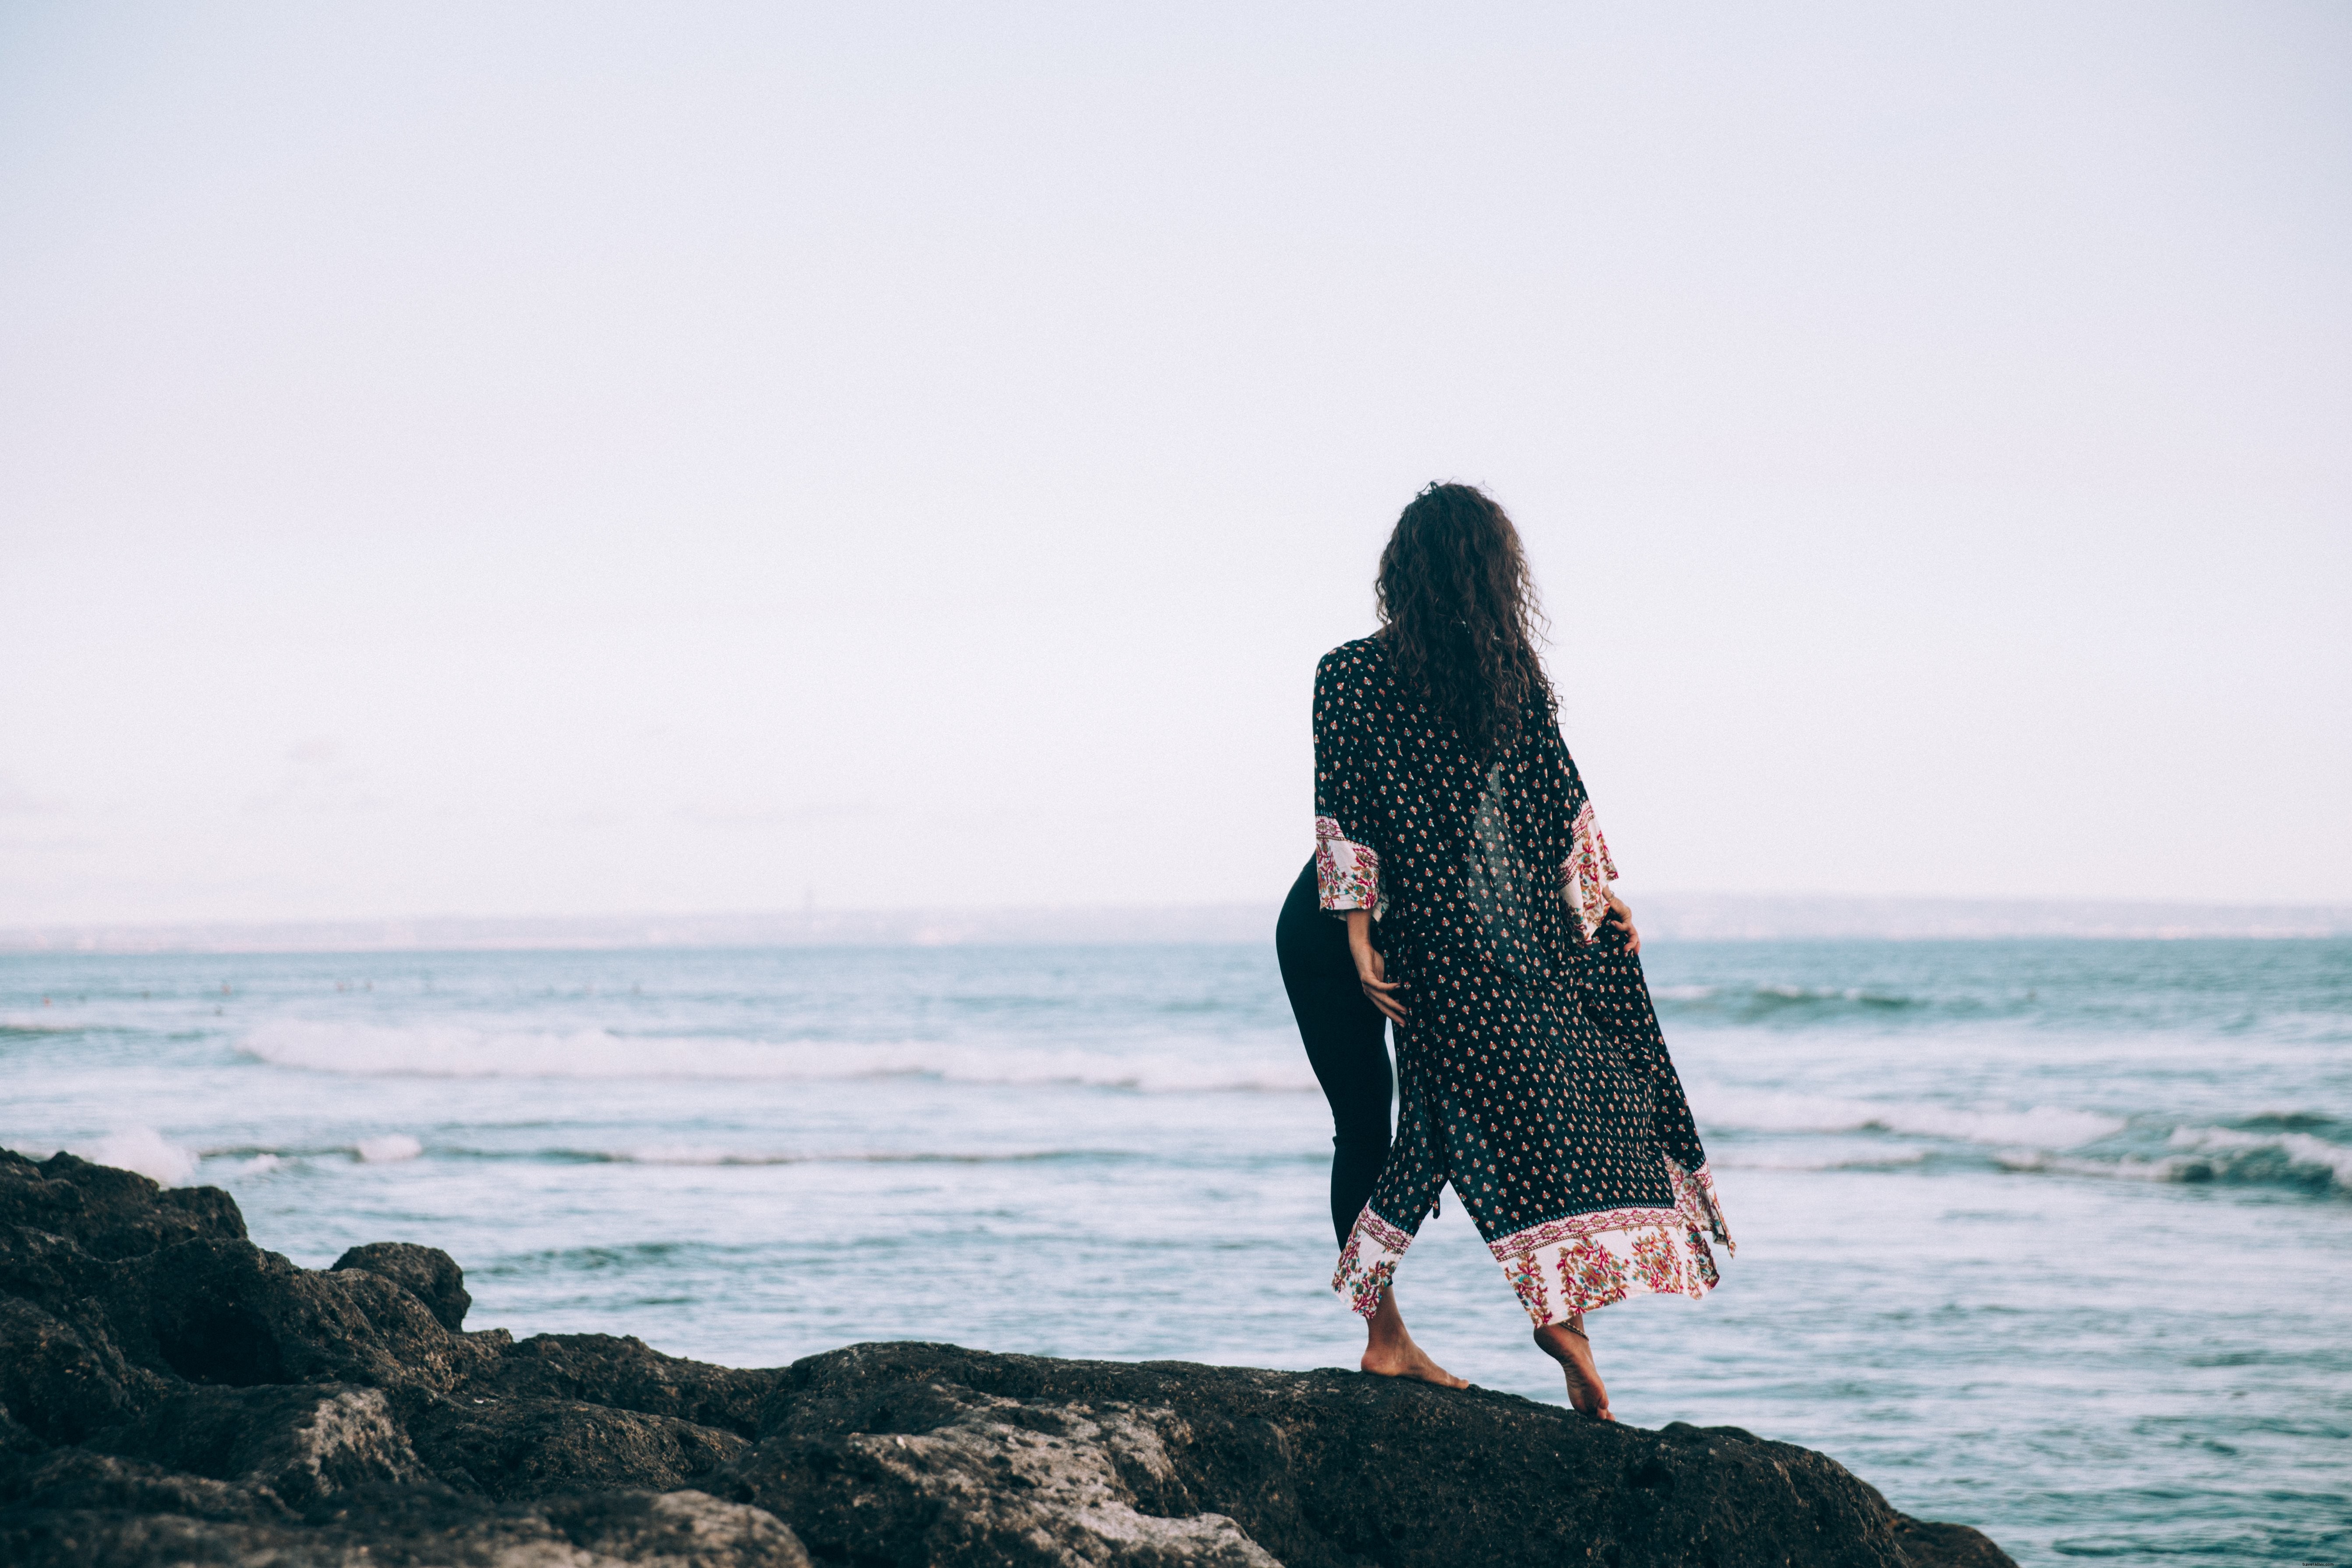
333, 1241, 474, 1333
0, 1147, 2016, 1567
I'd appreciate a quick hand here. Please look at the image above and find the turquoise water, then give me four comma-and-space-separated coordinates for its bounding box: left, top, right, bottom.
3, 938, 2348, 1565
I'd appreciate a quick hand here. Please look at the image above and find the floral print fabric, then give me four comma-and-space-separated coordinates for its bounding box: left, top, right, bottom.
1313, 634, 1731, 1328
1314, 815, 1384, 918
1564, 803, 1619, 942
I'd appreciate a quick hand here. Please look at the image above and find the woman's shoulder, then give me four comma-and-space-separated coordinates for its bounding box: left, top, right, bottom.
1316, 635, 1388, 679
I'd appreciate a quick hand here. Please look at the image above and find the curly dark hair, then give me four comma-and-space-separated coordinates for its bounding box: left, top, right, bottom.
1375, 482, 1555, 760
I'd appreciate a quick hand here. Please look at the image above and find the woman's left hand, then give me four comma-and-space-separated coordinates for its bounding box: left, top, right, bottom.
1603, 890, 1641, 955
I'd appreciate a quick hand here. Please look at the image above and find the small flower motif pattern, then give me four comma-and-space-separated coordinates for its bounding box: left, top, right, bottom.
1630, 1229, 1686, 1295
1562, 803, 1619, 942
1314, 816, 1384, 919
1478, 1156, 1732, 1321
1686, 1235, 1721, 1291
1331, 1227, 1363, 1292
1312, 634, 1730, 1330
1507, 1253, 1549, 1321
1334, 1204, 1415, 1320
1555, 1238, 1627, 1308
1668, 1157, 1734, 1256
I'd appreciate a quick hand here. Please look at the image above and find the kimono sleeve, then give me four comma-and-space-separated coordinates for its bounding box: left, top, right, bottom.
1311, 650, 1385, 919
1547, 728, 1619, 942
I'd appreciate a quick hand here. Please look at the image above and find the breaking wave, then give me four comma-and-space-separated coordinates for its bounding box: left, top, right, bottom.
236, 1020, 1319, 1094
1998, 1122, 2352, 1198
1690, 1086, 2126, 1149
1697, 1085, 2351, 1200
1653, 983, 1928, 1018
78, 1127, 197, 1186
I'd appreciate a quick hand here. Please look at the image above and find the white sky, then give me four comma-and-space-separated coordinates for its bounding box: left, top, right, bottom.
3, 3, 2347, 924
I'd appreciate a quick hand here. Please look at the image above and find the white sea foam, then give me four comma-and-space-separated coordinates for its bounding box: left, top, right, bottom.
1712, 1150, 1935, 1172
595, 1146, 1080, 1167
1996, 1125, 2350, 1195
1652, 983, 1914, 1008
81, 1126, 197, 1186
238, 1020, 1320, 1094
356, 1133, 424, 1163
1689, 1085, 2124, 1149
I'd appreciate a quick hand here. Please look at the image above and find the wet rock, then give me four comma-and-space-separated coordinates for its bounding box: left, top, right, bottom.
0, 1143, 2014, 1568
0, 1299, 134, 1446
399, 1386, 750, 1500
0, 1448, 288, 1524
466, 1333, 787, 1439
332, 1242, 473, 1332
0, 1151, 245, 1262
86, 1384, 428, 1508
736, 1378, 1278, 1566
117, 1238, 507, 1392
1891, 1516, 2026, 1568
0, 1486, 811, 1568
731, 1341, 2010, 1568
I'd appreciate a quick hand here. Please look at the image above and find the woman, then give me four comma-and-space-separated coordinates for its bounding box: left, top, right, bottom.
1307, 482, 1731, 1419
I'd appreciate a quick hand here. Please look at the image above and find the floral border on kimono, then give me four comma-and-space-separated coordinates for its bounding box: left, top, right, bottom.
1313, 816, 1385, 920
1487, 1159, 1733, 1327
1666, 1157, 1734, 1253
1332, 1203, 1415, 1319
1560, 802, 1619, 942
1493, 1215, 1722, 1325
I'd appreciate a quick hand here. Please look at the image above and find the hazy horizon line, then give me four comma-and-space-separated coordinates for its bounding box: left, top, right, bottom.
4, 891, 2347, 954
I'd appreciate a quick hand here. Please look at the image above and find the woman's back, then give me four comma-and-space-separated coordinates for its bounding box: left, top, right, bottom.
1313, 634, 1599, 980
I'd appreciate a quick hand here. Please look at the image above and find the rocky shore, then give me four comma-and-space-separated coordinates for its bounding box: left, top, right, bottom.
1, 1148, 2014, 1567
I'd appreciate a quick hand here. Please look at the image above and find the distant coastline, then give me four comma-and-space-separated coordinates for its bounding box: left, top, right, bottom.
4, 893, 2347, 954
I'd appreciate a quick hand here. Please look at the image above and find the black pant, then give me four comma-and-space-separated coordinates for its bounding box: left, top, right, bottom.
1275, 857, 1395, 1247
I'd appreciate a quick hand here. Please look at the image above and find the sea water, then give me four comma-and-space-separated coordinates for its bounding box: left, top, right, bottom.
2, 938, 2346, 1566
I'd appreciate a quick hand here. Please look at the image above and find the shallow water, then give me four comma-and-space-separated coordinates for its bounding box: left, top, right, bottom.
4, 937, 2348, 1566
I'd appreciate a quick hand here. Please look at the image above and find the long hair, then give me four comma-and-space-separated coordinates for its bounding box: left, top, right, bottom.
1375, 482, 1554, 759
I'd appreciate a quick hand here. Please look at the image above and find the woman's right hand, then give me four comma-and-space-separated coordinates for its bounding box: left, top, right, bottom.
1346, 910, 1408, 1025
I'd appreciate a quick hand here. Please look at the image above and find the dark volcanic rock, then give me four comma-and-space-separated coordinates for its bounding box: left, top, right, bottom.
0, 1297, 137, 1445
115, 1237, 505, 1391
466, 1331, 788, 1438
86, 1384, 428, 1508
399, 1385, 750, 1500
2, 1484, 812, 1567
726, 1341, 2000, 1568
0, 1150, 246, 1261
0, 1146, 2016, 1567
332, 1242, 473, 1332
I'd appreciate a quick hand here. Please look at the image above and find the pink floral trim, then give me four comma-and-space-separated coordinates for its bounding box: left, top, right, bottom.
1505, 1251, 1550, 1321
1561, 802, 1618, 941
1554, 1237, 1627, 1306
1332, 1203, 1414, 1318
1485, 1161, 1732, 1326
1315, 816, 1384, 919
1666, 1156, 1734, 1254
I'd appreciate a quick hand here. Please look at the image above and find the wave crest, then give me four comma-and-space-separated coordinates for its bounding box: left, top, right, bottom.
1689, 1086, 2125, 1149
236, 1021, 1318, 1094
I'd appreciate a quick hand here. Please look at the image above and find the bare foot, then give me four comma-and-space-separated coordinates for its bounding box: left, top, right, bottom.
1361, 1336, 1469, 1389
1362, 1289, 1469, 1389
1534, 1318, 1613, 1419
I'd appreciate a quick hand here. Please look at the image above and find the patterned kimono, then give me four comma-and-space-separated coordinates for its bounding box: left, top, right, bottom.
1316, 636, 1733, 1328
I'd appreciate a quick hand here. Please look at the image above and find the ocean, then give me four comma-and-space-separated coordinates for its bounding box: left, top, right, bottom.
3, 936, 2347, 1566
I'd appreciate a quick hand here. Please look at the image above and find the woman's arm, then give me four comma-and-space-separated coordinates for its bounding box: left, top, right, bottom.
1603, 888, 1641, 955
1346, 910, 1408, 1023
